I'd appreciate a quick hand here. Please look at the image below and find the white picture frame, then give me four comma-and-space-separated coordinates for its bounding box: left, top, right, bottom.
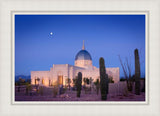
0, 0, 160, 116
11, 11, 148, 105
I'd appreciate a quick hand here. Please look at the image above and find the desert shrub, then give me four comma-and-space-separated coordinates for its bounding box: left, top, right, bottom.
94, 79, 100, 95
53, 86, 58, 97
108, 76, 114, 83
120, 78, 126, 81
39, 86, 43, 96
123, 86, 129, 96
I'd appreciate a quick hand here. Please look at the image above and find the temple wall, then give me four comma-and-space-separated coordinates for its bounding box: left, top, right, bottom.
31, 71, 51, 86
51, 64, 69, 86
75, 60, 92, 68
31, 64, 120, 87
106, 67, 120, 83
73, 67, 119, 83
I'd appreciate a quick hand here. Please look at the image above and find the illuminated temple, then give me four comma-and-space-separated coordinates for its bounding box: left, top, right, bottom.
31, 41, 119, 86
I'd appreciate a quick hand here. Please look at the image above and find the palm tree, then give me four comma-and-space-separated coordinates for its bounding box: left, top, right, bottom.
37, 77, 40, 85
72, 77, 78, 90
83, 77, 91, 94
83, 77, 87, 86
35, 77, 40, 92
66, 77, 71, 90
89, 77, 93, 93
17, 77, 25, 92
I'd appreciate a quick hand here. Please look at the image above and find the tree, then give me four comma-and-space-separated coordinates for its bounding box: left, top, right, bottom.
120, 78, 126, 81
17, 77, 25, 92
83, 77, 87, 86
26, 83, 32, 96
108, 76, 114, 83
37, 77, 40, 85
72, 77, 77, 88
65, 77, 71, 90
35, 77, 40, 92
85, 77, 90, 85
118, 55, 133, 91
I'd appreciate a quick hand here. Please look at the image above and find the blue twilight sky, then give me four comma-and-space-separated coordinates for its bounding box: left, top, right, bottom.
15, 15, 145, 77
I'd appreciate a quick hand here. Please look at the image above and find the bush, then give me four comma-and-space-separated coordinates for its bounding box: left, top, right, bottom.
94, 79, 100, 95
120, 78, 126, 81
53, 86, 58, 97
39, 86, 44, 96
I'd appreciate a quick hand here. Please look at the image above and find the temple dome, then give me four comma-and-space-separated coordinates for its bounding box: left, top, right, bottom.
75, 40, 92, 68
75, 50, 92, 61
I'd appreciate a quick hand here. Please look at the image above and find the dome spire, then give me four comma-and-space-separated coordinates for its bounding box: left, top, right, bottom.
82, 40, 85, 50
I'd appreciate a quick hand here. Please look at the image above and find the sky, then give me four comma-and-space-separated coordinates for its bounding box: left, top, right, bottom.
15, 15, 145, 78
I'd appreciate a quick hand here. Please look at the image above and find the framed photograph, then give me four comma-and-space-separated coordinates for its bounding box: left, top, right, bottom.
0, 0, 160, 116
12, 12, 147, 104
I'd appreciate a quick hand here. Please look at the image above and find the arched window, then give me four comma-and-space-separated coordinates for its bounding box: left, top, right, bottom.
42, 78, 44, 84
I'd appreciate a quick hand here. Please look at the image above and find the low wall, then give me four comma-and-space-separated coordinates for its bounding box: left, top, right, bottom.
108, 82, 127, 96
108, 80, 145, 97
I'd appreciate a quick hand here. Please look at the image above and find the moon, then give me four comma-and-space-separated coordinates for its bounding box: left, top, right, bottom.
50, 32, 53, 36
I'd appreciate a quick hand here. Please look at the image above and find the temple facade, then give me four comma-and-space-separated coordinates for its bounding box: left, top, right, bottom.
31, 41, 120, 86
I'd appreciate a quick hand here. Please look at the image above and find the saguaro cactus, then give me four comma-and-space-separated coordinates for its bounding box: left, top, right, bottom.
106, 74, 109, 95
76, 72, 82, 97
99, 57, 109, 100
134, 49, 141, 95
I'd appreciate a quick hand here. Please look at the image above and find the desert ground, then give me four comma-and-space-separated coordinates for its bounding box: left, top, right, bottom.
15, 86, 145, 101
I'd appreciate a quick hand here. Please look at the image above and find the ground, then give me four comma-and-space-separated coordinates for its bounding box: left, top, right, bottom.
15, 86, 145, 101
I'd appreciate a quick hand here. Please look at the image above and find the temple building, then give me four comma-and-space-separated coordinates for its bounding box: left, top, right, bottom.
31, 41, 120, 86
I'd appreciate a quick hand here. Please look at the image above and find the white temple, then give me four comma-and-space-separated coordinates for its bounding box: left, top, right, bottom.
31, 41, 119, 86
